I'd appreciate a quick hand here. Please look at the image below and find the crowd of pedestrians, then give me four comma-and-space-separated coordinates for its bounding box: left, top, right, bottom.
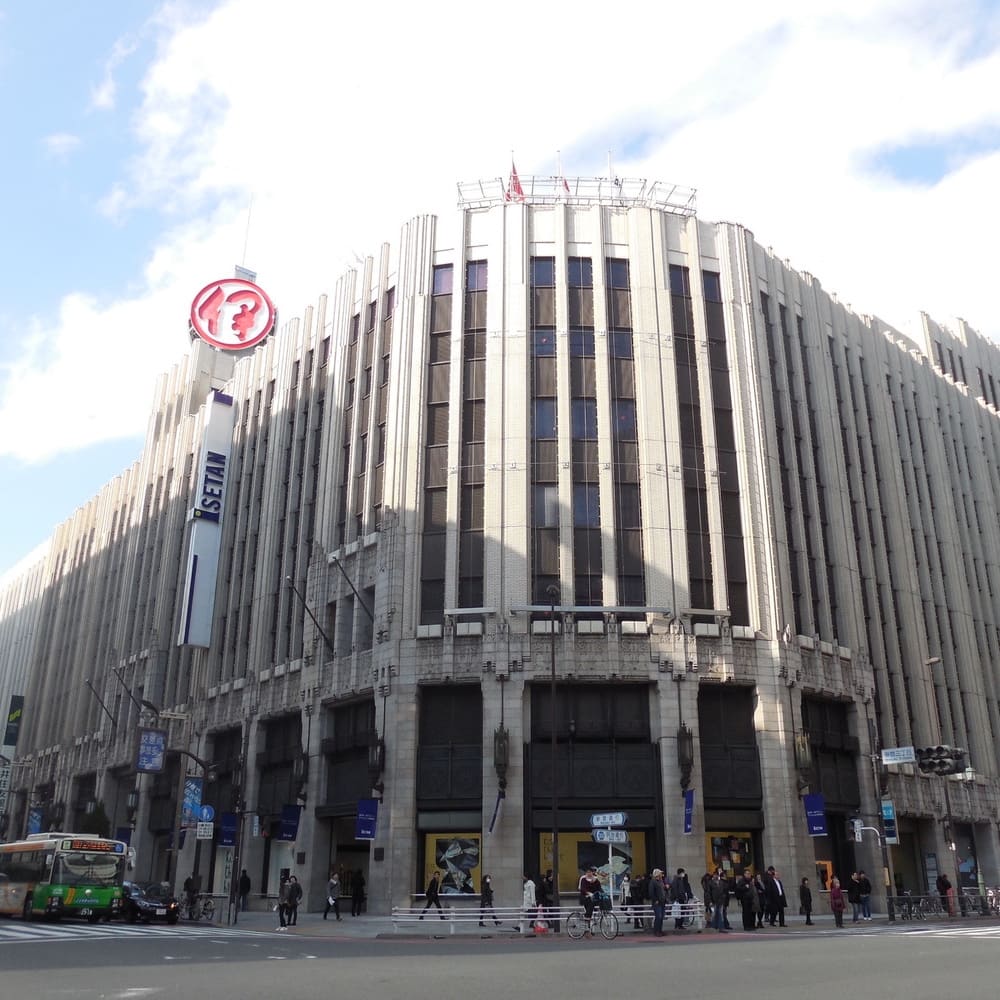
259, 859, 881, 934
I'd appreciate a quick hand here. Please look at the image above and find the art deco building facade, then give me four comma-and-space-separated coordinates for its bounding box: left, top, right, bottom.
3, 175, 1000, 912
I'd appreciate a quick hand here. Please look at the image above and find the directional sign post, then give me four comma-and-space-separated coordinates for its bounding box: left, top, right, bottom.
592, 828, 629, 844
589, 811, 628, 828
590, 812, 629, 890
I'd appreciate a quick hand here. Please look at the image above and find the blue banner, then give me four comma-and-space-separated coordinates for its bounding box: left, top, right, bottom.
278, 804, 301, 841
219, 812, 238, 847
181, 776, 204, 829
356, 798, 378, 841
682, 789, 695, 835
27, 807, 42, 836
803, 793, 827, 836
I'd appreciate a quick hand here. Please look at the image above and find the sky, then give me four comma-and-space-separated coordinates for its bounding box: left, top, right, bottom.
1, 0, 999, 581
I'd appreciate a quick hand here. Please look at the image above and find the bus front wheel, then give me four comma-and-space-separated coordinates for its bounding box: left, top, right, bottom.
21, 896, 33, 921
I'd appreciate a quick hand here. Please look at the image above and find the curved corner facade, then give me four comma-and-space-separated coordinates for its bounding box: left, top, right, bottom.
3, 179, 1000, 913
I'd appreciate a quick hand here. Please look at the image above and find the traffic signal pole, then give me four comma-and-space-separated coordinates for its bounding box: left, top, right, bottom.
866, 713, 895, 921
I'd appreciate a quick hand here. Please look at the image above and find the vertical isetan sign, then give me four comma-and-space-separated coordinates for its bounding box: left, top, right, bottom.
178, 390, 236, 647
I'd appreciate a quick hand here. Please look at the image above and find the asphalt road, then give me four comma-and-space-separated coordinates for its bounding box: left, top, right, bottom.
1, 921, 997, 1000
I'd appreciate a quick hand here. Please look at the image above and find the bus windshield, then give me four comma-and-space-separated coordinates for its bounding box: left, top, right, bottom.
50, 851, 126, 887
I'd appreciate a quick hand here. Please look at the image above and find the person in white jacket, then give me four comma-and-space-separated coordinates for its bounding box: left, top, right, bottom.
520, 874, 537, 934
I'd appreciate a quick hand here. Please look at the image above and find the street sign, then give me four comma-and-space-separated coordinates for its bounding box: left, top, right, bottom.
881, 746, 916, 765
589, 811, 628, 828
196, 821, 214, 840
198, 804, 215, 822
852, 818, 863, 843
592, 828, 629, 844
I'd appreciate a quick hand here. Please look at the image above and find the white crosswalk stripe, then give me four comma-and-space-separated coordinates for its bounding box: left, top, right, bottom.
898, 924, 1000, 939
0, 920, 261, 944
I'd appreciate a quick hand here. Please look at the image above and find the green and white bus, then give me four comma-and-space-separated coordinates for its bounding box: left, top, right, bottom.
0, 833, 128, 921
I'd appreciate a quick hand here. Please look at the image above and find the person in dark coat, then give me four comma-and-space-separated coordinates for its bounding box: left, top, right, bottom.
351, 869, 366, 916
848, 871, 863, 923
479, 873, 501, 926
238, 869, 252, 912
648, 869, 667, 936
753, 872, 766, 927
735, 868, 759, 930
763, 866, 787, 926
669, 868, 693, 930
708, 871, 730, 932
419, 870, 446, 919
286, 874, 302, 926
799, 876, 814, 925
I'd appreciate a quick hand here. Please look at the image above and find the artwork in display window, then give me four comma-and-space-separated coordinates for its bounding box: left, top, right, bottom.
423, 833, 481, 894
706, 832, 753, 879
539, 831, 647, 894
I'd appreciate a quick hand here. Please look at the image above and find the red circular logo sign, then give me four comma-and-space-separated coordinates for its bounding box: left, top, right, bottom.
190, 278, 276, 351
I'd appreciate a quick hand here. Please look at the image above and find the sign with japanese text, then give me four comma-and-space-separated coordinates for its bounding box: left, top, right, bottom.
181, 776, 204, 829
136, 728, 168, 773
682, 789, 695, 835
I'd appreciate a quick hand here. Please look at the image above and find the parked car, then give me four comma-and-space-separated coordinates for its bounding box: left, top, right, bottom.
121, 881, 180, 924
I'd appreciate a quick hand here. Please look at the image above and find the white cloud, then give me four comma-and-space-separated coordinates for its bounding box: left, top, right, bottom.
90, 33, 139, 112
42, 132, 81, 157
3, 0, 999, 467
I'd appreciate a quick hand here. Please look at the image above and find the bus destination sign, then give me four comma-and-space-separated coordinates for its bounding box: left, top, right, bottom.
63, 839, 125, 853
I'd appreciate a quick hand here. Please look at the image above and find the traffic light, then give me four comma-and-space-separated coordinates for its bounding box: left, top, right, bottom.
915, 745, 968, 776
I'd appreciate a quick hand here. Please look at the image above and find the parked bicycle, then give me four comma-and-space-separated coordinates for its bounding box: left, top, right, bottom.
184, 892, 216, 922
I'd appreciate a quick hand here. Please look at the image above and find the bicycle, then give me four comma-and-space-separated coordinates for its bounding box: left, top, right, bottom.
566, 907, 619, 940
918, 895, 943, 919
184, 893, 216, 921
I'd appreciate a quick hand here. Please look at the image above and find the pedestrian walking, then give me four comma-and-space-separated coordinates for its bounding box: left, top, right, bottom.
829, 876, 846, 927
351, 869, 366, 916
519, 873, 537, 934
419, 870, 446, 920
936, 873, 952, 914
238, 869, 251, 912
648, 869, 667, 936
276, 873, 290, 929
323, 870, 341, 920
286, 874, 302, 926
799, 876, 814, 925
479, 873, 501, 926
858, 869, 873, 920
715, 868, 732, 928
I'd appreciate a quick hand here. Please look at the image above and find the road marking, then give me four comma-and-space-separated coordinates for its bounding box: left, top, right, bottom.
0, 922, 264, 945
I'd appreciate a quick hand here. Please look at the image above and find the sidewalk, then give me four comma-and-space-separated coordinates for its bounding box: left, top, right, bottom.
216, 907, 927, 940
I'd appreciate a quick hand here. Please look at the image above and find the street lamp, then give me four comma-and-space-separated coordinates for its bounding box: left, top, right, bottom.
545, 583, 560, 931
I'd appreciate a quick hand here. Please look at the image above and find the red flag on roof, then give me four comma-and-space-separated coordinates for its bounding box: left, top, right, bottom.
506, 161, 525, 202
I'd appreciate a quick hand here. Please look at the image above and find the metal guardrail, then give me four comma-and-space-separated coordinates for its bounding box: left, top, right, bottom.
888, 891, 1000, 920
391, 900, 706, 934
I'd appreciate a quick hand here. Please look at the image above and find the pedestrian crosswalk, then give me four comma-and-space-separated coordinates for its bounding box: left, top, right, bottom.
0, 919, 260, 945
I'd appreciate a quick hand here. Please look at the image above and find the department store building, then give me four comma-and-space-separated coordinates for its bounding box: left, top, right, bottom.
2, 174, 999, 913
